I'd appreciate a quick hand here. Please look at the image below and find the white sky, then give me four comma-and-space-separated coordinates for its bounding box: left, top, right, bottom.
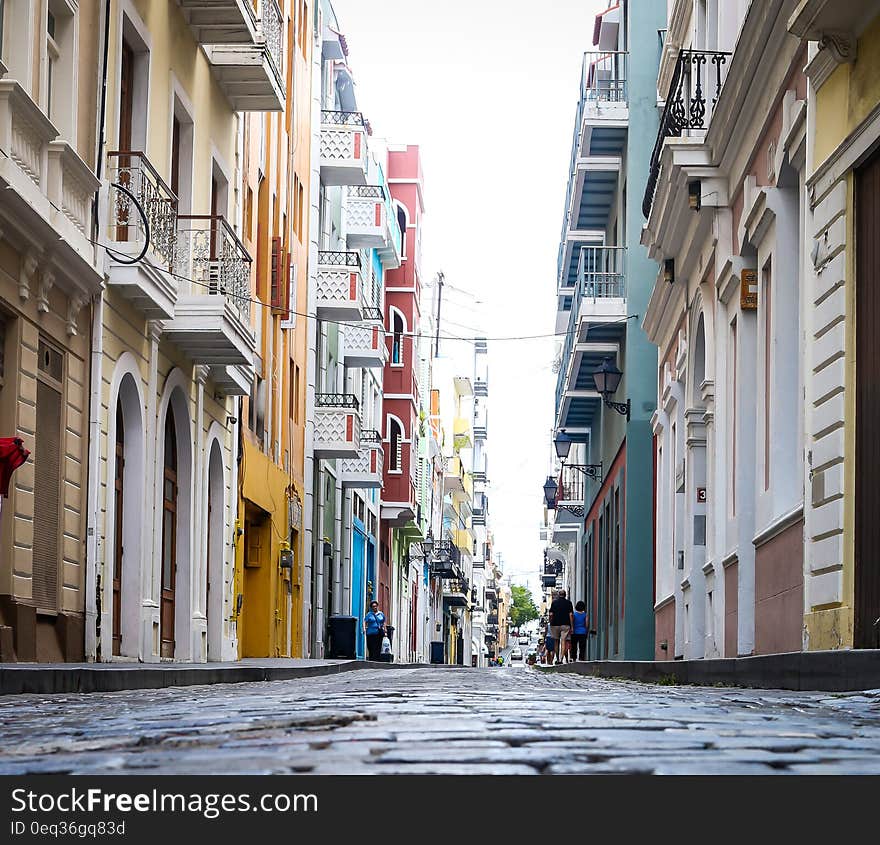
332, 0, 606, 598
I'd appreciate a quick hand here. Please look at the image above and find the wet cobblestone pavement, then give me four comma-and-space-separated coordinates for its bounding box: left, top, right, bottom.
2, 666, 879, 774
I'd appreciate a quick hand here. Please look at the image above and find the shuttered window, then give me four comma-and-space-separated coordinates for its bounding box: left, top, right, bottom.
33, 339, 64, 612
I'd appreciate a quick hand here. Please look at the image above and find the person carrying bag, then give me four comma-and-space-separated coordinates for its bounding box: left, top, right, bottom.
364, 601, 386, 661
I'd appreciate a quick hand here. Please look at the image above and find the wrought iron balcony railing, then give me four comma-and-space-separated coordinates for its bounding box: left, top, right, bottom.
360, 429, 382, 443
321, 109, 365, 127
643, 48, 731, 218
316, 393, 360, 410
351, 184, 385, 199
319, 249, 361, 268
176, 214, 252, 323
107, 151, 179, 270
558, 464, 585, 503
361, 305, 383, 322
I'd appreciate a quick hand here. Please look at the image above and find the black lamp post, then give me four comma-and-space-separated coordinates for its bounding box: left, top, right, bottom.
593, 357, 630, 420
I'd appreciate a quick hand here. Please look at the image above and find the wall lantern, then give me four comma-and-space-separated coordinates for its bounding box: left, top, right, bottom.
593, 357, 631, 421
543, 476, 558, 509
553, 429, 602, 482
688, 180, 702, 211
663, 258, 675, 284
421, 528, 435, 558
553, 430, 573, 461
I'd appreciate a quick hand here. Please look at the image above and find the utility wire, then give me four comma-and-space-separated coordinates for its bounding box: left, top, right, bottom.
8, 176, 638, 343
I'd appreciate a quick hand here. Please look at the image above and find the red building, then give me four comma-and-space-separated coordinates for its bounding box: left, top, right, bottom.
380, 145, 426, 649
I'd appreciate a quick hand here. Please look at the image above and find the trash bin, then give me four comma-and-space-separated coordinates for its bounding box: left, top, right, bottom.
430, 641, 444, 664
384, 624, 394, 646
327, 615, 357, 659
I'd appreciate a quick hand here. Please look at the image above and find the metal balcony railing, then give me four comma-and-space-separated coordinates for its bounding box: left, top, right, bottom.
582, 51, 628, 103
321, 109, 365, 127
107, 151, 179, 270
558, 464, 585, 503
316, 393, 359, 410
176, 214, 252, 323
351, 185, 385, 199
319, 249, 361, 268
643, 48, 731, 218
361, 306, 383, 322
360, 429, 382, 443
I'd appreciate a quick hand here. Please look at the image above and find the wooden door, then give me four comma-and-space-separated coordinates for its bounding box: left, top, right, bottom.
855, 148, 880, 648
112, 405, 124, 656
171, 114, 181, 199
206, 467, 212, 658
117, 41, 135, 241
160, 410, 178, 658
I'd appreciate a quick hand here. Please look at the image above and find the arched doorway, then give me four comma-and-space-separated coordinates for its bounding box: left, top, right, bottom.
108, 367, 145, 659
206, 439, 224, 660
161, 408, 178, 658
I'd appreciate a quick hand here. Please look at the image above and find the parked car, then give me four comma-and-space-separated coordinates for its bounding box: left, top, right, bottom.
510, 647, 523, 660
518, 635, 529, 645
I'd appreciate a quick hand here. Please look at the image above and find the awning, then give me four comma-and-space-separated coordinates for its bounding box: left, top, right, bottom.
593, 3, 621, 51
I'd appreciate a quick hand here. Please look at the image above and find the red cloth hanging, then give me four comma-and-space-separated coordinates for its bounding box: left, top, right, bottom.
0, 437, 29, 496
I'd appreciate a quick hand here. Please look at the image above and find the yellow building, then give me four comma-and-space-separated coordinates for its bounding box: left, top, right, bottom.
89, 0, 285, 662
0, 0, 102, 661
236, 0, 313, 659
789, 1, 880, 650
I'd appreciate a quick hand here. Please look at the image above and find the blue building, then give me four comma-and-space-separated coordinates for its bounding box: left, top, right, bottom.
547, 0, 662, 660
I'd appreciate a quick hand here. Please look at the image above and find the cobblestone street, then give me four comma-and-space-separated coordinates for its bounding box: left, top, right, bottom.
2, 666, 880, 774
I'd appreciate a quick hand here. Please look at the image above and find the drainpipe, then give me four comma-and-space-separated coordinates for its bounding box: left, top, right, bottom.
84, 295, 104, 662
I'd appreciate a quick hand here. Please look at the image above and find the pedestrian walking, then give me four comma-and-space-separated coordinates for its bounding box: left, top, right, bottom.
571, 600, 588, 661
364, 601, 386, 661
549, 589, 574, 664
543, 629, 555, 665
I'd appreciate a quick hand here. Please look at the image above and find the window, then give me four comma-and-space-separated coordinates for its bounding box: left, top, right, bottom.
391, 309, 405, 365
46, 11, 58, 122
34, 338, 65, 613
44, 2, 77, 136
763, 259, 772, 490
396, 203, 407, 257
291, 364, 301, 425
389, 418, 403, 472
292, 174, 300, 238
298, 0, 308, 56
298, 180, 304, 243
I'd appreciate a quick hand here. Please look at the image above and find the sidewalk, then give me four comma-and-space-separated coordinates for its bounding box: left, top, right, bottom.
537, 649, 880, 692
0, 657, 413, 696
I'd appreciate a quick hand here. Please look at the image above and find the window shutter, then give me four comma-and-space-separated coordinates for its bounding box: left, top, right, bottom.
33, 378, 62, 611
270, 236, 283, 311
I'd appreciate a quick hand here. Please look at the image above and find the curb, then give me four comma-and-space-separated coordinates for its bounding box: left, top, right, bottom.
0, 658, 427, 697
536, 649, 880, 692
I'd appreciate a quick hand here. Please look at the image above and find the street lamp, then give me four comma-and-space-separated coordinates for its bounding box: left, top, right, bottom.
421, 528, 434, 558
593, 357, 631, 420
543, 476, 558, 509
553, 430, 602, 482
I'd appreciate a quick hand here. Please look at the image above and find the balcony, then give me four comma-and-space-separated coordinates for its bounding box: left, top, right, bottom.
444, 457, 473, 502
555, 246, 627, 431
0, 81, 100, 289
554, 464, 586, 527
320, 110, 368, 186
205, 1, 285, 112
473, 423, 487, 440
314, 393, 361, 459
177, 0, 259, 45
165, 215, 255, 365
443, 577, 470, 608
341, 430, 383, 489
316, 251, 363, 321
474, 377, 489, 397
343, 308, 386, 368
643, 48, 731, 218
345, 185, 402, 269
453, 416, 473, 450
105, 151, 179, 320
472, 508, 486, 526
430, 539, 462, 580
453, 528, 474, 556
582, 51, 628, 119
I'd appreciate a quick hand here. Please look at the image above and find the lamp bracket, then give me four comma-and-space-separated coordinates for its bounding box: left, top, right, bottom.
557, 504, 585, 518
566, 463, 603, 482
603, 397, 631, 421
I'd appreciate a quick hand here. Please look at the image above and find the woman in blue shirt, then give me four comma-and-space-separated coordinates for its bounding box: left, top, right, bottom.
571, 601, 589, 662
364, 601, 386, 661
